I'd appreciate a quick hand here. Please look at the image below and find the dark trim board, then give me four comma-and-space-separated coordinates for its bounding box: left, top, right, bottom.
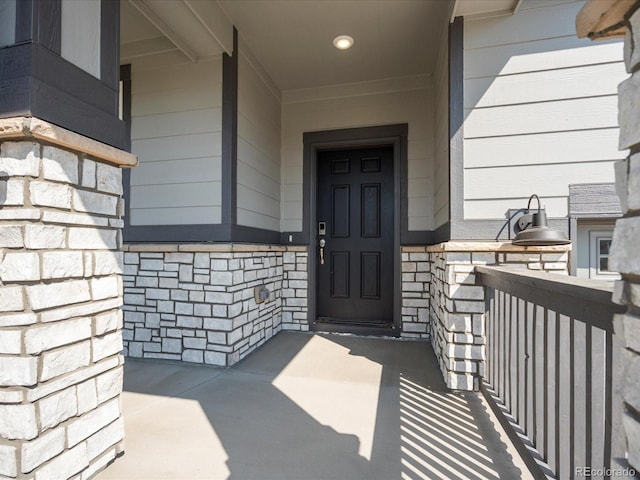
120, 64, 132, 152
434, 222, 450, 244
221, 27, 238, 227
0, 0, 125, 149
101, 0, 120, 89
302, 124, 408, 333
280, 232, 308, 245
122, 221, 281, 244
402, 230, 435, 245
15, 0, 33, 44
34, 0, 61, 54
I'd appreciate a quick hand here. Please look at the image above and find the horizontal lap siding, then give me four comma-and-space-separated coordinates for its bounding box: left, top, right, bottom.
462, 0, 626, 220
129, 53, 223, 226
281, 85, 434, 232
237, 47, 281, 232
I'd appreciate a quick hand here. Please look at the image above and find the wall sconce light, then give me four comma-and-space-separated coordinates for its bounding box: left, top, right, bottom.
513, 194, 571, 246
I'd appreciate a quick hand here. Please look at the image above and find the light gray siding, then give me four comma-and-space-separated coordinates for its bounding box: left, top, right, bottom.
237, 41, 281, 232
462, 0, 627, 220
281, 76, 434, 232
129, 53, 223, 226
61, 0, 101, 79
0, 0, 16, 48
433, 22, 449, 230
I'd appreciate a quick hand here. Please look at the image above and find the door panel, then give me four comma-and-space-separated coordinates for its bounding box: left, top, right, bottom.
316, 146, 394, 326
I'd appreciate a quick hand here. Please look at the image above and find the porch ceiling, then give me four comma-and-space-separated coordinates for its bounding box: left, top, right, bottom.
217, 0, 450, 91
120, 0, 451, 92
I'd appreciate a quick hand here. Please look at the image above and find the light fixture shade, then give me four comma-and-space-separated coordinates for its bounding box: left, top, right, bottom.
513, 226, 571, 246
333, 35, 354, 50
513, 197, 571, 246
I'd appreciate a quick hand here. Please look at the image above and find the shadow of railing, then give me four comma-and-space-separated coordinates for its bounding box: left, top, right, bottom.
102, 332, 528, 480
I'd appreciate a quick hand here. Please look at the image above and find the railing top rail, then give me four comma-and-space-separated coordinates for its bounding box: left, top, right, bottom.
475, 266, 625, 331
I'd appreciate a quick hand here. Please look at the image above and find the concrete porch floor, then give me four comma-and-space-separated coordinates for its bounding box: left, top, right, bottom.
96, 332, 532, 480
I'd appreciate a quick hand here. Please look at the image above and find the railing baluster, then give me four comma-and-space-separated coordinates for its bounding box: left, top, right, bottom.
500, 290, 506, 405
519, 298, 526, 431
559, 313, 573, 479
510, 293, 516, 420
585, 324, 592, 472
526, 301, 535, 443
574, 320, 586, 478
569, 315, 575, 478
492, 288, 498, 388
592, 328, 606, 472
552, 310, 559, 475
538, 305, 547, 462
497, 290, 502, 399
604, 328, 613, 480
475, 266, 623, 480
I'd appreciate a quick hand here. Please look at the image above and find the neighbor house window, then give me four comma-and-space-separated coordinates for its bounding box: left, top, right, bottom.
589, 231, 619, 280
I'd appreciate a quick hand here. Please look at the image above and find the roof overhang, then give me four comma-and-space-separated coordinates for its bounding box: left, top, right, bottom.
450, 0, 522, 22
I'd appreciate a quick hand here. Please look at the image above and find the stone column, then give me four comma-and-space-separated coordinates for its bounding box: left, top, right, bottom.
403, 242, 570, 391
0, 117, 136, 479
610, 3, 640, 472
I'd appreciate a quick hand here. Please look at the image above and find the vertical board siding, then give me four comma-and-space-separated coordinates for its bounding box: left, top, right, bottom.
462, 0, 626, 220
0, 0, 16, 47
129, 53, 223, 226
433, 22, 450, 229
281, 83, 434, 232
60, 0, 101, 79
237, 48, 281, 232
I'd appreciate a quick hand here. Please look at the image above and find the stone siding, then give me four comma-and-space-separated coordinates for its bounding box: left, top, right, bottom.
400, 251, 431, 339
122, 245, 308, 366
402, 243, 570, 391
0, 139, 128, 479
610, 3, 640, 472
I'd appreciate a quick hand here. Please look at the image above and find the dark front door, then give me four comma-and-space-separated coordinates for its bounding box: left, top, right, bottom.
316, 146, 394, 327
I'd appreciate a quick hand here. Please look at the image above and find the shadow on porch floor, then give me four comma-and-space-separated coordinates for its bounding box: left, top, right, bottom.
96, 332, 532, 480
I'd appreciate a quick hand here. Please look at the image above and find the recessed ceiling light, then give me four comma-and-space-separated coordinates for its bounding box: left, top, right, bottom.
333, 35, 354, 50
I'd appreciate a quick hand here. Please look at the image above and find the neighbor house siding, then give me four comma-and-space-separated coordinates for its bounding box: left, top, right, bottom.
129, 52, 223, 226
237, 41, 281, 232
433, 22, 449, 230
281, 76, 434, 232
462, 0, 626, 220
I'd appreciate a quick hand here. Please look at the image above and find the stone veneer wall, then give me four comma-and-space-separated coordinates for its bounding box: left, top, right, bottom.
121, 245, 308, 366
402, 243, 570, 391
610, 3, 640, 472
0, 120, 134, 480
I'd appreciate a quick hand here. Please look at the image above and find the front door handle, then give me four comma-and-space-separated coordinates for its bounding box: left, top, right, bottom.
319, 239, 326, 265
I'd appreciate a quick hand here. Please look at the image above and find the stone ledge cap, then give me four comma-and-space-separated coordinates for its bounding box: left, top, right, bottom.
0, 117, 137, 168
420, 241, 572, 253
123, 243, 308, 253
